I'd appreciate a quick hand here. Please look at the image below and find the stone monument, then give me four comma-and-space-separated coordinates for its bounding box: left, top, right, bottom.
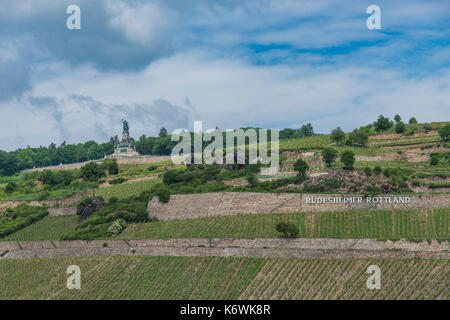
114, 119, 139, 157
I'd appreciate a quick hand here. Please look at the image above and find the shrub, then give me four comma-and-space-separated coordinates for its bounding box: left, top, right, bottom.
395, 122, 406, 134
330, 127, 345, 144
350, 130, 369, 146
340, 151, 355, 170
109, 196, 119, 204
438, 124, 450, 141
430, 155, 439, 166
276, 222, 299, 238
103, 159, 119, 175
109, 177, 128, 185
322, 147, 338, 167
0, 204, 48, 237
423, 124, 433, 133
364, 167, 372, 176
80, 162, 105, 182
246, 174, 257, 187
107, 219, 127, 236
374, 166, 382, 175
5, 182, 17, 194
154, 184, 171, 203
37, 190, 50, 200
408, 117, 418, 124
293, 159, 309, 180
148, 165, 158, 171
374, 115, 393, 131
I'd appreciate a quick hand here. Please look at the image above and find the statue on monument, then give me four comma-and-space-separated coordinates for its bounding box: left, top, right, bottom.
122, 119, 129, 133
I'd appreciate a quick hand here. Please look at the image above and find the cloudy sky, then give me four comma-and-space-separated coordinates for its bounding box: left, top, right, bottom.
0, 0, 449, 151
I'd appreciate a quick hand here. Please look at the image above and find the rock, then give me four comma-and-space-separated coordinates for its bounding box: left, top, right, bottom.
76, 195, 105, 221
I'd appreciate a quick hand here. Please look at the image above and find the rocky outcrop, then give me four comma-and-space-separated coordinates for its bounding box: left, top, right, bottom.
76, 196, 105, 221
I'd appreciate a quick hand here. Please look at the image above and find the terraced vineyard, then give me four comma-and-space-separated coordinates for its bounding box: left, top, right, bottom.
0, 256, 447, 300
2, 208, 446, 242
2, 215, 78, 241
239, 258, 449, 300
0, 256, 264, 300
280, 135, 331, 151
118, 208, 449, 243
96, 178, 161, 200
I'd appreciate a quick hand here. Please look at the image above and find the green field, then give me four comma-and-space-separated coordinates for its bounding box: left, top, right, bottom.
96, 178, 161, 200
2, 208, 447, 242
1, 215, 78, 241
0, 256, 447, 300
118, 208, 449, 242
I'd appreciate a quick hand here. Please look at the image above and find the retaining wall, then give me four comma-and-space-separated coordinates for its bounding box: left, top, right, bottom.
147, 192, 450, 221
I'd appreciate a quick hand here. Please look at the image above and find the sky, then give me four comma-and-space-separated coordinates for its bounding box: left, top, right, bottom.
0, 0, 449, 151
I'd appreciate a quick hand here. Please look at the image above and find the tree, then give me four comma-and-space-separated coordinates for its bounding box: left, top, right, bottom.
438, 124, 450, 141
340, 150, 355, 170
395, 122, 406, 134
394, 115, 402, 123
102, 158, 119, 175
408, 117, 418, 124
350, 130, 369, 146
79, 162, 105, 182
374, 115, 393, 131
87, 143, 104, 160
322, 147, 338, 167
159, 127, 168, 137
276, 222, 299, 238
299, 123, 314, 137
293, 159, 309, 180
330, 127, 345, 145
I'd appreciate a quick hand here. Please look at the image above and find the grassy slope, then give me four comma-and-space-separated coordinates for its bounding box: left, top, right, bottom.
95, 178, 161, 200
0, 256, 447, 300
1, 215, 78, 241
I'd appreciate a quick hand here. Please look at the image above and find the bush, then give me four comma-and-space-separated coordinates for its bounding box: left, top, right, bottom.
423, 124, 433, 133
374, 115, 393, 131
154, 184, 171, 203
340, 151, 355, 170
246, 174, 257, 187
322, 147, 338, 167
430, 155, 439, 166
330, 127, 345, 144
364, 167, 372, 176
0, 204, 48, 237
438, 124, 450, 141
374, 166, 382, 175
395, 122, 406, 134
109, 196, 119, 204
408, 117, 418, 124
107, 219, 127, 236
293, 159, 309, 180
148, 165, 158, 171
5, 182, 17, 194
37, 190, 50, 200
103, 159, 119, 175
80, 162, 106, 182
349, 130, 369, 146
109, 177, 128, 184
276, 222, 299, 238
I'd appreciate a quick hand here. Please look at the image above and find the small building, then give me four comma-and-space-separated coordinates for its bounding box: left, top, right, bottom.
114, 120, 139, 157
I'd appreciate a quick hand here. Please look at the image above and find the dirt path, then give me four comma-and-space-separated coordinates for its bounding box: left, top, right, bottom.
1, 238, 448, 260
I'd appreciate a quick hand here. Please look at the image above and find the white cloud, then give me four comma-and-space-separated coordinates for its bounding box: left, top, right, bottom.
106, 0, 177, 46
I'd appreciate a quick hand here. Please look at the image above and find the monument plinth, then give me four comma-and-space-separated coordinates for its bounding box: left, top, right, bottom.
114, 119, 139, 157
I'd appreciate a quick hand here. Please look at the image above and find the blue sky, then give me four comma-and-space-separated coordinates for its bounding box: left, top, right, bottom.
0, 0, 449, 150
